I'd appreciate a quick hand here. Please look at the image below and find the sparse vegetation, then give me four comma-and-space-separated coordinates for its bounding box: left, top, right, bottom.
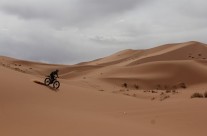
191, 93, 204, 98
172, 90, 178, 94
179, 83, 187, 89
134, 84, 139, 89
122, 83, 128, 88
151, 97, 155, 100
166, 90, 171, 93
155, 83, 186, 90
151, 90, 157, 93
160, 95, 170, 101
99, 89, 104, 92
204, 92, 207, 98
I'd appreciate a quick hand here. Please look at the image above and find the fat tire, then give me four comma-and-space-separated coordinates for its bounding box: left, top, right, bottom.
53, 81, 60, 89
44, 78, 51, 86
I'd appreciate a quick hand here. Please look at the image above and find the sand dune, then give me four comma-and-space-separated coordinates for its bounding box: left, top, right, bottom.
1, 41, 207, 136
82, 41, 207, 66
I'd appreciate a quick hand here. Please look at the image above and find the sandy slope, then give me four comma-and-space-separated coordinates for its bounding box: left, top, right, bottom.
1, 41, 207, 136
0, 65, 165, 136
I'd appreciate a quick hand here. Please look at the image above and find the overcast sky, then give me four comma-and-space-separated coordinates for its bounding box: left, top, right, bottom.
0, 0, 207, 64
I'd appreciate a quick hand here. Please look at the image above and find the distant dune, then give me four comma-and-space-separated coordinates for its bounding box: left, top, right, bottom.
76, 41, 207, 90
1, 41, 207, 136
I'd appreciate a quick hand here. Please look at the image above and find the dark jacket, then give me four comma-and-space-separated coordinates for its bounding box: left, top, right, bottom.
50, 71, 58, 78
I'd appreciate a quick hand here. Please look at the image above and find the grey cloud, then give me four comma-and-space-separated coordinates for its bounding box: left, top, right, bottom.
0, 36, 105, 64
175, 0, 207, 18
0, 0, 148, 27
0, 21, 118, 64
90, 35, 130, 45
78, 0, 146, 15
0, 34, 74, 64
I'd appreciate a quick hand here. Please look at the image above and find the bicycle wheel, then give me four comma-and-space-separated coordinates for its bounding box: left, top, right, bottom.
44, 78, 51, 86
53, 81, 60, 89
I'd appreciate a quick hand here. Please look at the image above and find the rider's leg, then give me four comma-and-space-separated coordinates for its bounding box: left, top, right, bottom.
50, 76, 54, 83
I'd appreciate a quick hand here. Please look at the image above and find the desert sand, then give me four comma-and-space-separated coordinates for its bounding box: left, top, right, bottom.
1, 41, 207, 136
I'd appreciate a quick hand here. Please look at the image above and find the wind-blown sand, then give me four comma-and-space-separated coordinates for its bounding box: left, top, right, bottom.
1, 41, 207, 136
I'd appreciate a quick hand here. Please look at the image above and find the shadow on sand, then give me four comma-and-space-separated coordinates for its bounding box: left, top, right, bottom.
33, 80, 59, 92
